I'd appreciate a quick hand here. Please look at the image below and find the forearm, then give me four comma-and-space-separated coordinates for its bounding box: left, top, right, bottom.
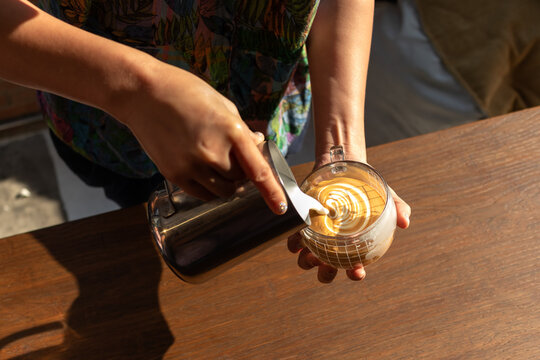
0, 0, 290, 213
307, 0, 374, 163
0, 0, 155, 121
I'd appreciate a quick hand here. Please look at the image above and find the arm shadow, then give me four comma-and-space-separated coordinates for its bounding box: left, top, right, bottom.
1, 205, 175, 359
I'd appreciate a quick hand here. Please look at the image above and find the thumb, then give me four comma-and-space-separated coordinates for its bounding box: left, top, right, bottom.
390, 187, 411, 229
250, 131, 266, 145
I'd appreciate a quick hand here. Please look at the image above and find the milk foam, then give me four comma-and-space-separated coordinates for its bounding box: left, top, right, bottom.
306, 177, 383, 236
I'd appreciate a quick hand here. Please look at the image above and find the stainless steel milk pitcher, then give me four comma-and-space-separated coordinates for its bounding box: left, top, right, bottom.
147, 141, 312, 283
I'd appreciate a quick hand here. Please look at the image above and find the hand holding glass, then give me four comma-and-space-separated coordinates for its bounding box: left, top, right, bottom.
300, 146, 397, 269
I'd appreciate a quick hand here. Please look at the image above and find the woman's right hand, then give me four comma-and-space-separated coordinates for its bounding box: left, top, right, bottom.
111, 60, 287, 214
1, 0, 286, 214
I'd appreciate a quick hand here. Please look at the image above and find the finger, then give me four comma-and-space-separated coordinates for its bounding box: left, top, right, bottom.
215, 153, 245, 181
297, 248, 322, 270
287, 232, 304, 253
346, 265, 367, 281
390, 187, 411, 229
250, 131, 266, 145
173, 178, 216, 201
193, 168, 237, 198
195, 141, 245, 181
318, 264, 338, 283
231, 126, 287, 215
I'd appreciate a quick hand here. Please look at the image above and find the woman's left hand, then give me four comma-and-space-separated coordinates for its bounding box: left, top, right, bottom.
287, 184, 411, 283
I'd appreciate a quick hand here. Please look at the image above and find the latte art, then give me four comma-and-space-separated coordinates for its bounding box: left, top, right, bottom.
321, 182, 371, 234
300, 159, 396, 269
306, 177, 386, 236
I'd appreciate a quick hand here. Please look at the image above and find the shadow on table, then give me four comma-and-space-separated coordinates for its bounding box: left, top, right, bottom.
0, 210, 174, 359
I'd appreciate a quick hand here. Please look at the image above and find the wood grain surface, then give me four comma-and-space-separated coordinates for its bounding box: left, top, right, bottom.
1, 107, 539, 359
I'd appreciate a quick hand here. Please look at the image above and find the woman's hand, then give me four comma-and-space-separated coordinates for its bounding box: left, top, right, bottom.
112, 61, 287, 214
295, 0, 392, 282
287, 148, 411, 283
287, 187, 410, 283
0, 0, 287, 215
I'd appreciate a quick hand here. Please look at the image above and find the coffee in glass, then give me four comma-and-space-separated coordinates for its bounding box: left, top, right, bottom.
300, 146, 396, 269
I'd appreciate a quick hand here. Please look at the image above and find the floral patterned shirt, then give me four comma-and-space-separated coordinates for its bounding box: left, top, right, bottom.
38, 0, 318, 178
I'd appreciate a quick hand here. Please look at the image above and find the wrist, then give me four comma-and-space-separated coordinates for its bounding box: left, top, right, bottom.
101, 48, 158, 125
315, 142, 367, 168
314, 117, 367, 168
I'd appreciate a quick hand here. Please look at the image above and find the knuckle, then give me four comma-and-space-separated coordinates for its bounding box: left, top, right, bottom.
194, 140, 221, 166
162, 162, 196, 183
252, 165, 273, 184
221, 98, 241, 116
226, 122, 245, 141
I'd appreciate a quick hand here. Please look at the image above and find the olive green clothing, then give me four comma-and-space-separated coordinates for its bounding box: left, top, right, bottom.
416, 0, 540, 116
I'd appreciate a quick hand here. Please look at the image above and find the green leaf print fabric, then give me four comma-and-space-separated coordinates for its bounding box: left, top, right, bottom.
38, 0, 318, 178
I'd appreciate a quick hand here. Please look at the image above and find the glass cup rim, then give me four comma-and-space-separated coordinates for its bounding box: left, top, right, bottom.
300, 160, 392, 242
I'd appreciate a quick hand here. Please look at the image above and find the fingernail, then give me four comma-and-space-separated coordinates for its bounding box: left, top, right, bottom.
254, 131, 265, 144
359, 268, 367, 279
278, 201, 288, 214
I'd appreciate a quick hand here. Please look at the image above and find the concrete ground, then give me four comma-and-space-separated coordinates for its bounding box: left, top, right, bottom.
0, 129, 119, 239
0, 131, 65, 238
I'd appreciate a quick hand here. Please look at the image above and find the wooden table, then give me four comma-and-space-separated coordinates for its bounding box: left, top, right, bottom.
1, 108, 539, 359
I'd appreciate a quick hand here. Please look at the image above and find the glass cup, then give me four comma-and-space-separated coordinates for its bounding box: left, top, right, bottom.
300, 146, 397, 269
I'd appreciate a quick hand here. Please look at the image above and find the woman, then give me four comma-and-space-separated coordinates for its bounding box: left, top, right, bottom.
0, 0, 410, 282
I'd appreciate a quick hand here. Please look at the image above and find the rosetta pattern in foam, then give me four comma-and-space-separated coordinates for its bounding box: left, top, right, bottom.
318, 182, 372, 235
307, 177, 385, 236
